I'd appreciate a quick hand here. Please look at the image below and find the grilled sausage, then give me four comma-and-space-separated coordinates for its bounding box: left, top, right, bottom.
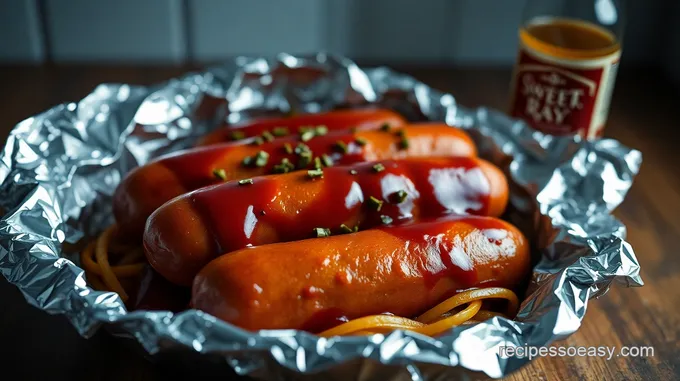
191, 215, 530, 332
144, 157, 508, 286
113, 124, 477, 237
197, 108, 406, 146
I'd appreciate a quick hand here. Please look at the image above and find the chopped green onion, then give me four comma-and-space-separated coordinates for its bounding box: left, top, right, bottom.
372, 163, 385, 173
355, 137, 368, 146
398, 138, 409, 150
340, 224, 353, 234
212, 169, 227, 180
300, 129, 315, 142
389, 190, 408, 204
353, 225, 359, 232
380, 215, 393, 225
283, 143, 293, 154
334, 140, 349, 154
315, 125, 328, 136
321, 154, 334, 167
254, 151, 269, 167
367, 196, 383, 211
295, 143, 311, 155
252, 136, 264, 146
272, 126, 289, 136
261, 131, 275, 142
242, 156, 253, 166
230, 131, 246, 141
307, 168, 324, 179
297, 151, 312, 168
396, 129, 407, 138
313, 227, 331, 237
273, 158, 295, 173
238, 178, 254, 185
313, 157, 322, 170
380, 123, 391, 132
349, 169, 358, 175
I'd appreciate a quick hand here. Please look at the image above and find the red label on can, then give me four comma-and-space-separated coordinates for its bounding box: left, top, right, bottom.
509, 47, 620, 138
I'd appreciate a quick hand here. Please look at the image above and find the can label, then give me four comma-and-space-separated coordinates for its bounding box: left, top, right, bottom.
509, 42, 620, 139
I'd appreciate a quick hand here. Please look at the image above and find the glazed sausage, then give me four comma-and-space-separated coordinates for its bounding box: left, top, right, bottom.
197, 109, 406, 146
191, 215, 531, 332
113, 123, 476, 237
144, 157, 508, 285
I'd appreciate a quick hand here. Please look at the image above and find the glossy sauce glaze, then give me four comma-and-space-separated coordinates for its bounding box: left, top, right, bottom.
196, 108, 406, 146
191, 215, 530, 332
145, 156, 506, 285
164, 124, 470, 188
192, 157, 494, 253
381, 216, 518, 288
114, 124, 475, 237
301, 216, 520, 332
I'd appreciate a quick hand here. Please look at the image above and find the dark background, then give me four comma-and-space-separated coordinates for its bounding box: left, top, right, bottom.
0, 1, 678, 81
1, 1, 680, 380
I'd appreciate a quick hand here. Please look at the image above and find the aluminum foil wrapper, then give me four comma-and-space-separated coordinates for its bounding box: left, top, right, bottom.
0, 53, 643, 380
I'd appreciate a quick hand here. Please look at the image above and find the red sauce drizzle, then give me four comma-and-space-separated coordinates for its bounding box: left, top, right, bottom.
157, 143, 244, 191
156, 127, 480, 202
186, 157, 492, 257
158, 132, 363, 192
299, 216, 514, 332
189, 178, 281, 253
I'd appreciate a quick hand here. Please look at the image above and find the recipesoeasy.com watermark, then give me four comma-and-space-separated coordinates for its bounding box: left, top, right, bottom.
498, 344, 654, 361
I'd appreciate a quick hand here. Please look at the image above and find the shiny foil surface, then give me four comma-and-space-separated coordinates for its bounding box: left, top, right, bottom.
0, 54, 643, 380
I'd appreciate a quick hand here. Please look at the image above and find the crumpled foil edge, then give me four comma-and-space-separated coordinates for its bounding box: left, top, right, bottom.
0, 53, 643, 380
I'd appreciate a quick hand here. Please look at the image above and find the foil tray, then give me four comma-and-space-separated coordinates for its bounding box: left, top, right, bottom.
0, 54, 642, 380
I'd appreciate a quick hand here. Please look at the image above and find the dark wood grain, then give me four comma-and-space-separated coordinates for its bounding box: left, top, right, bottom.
0, 65, 678, 381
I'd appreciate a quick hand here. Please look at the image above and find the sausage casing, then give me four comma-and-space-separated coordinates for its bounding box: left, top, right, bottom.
113, 124, 476, 237
197, 108, 406, 146
191, 216, 530, 332
144, 157, 508, 285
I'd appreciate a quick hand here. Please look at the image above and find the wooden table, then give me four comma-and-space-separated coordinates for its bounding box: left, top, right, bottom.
0, 65, 678, 381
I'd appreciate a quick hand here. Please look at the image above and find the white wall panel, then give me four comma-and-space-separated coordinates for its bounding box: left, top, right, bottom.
188, 0, 323, 59
444, 0, 666, 66
0, 0, 44, 63
327, 0, 449, 62
45, 0, 186, 63
0, 0, 670, 66
446, 0, 526, 65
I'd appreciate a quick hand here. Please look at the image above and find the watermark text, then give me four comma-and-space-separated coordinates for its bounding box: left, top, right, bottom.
498, 344, 654, 361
